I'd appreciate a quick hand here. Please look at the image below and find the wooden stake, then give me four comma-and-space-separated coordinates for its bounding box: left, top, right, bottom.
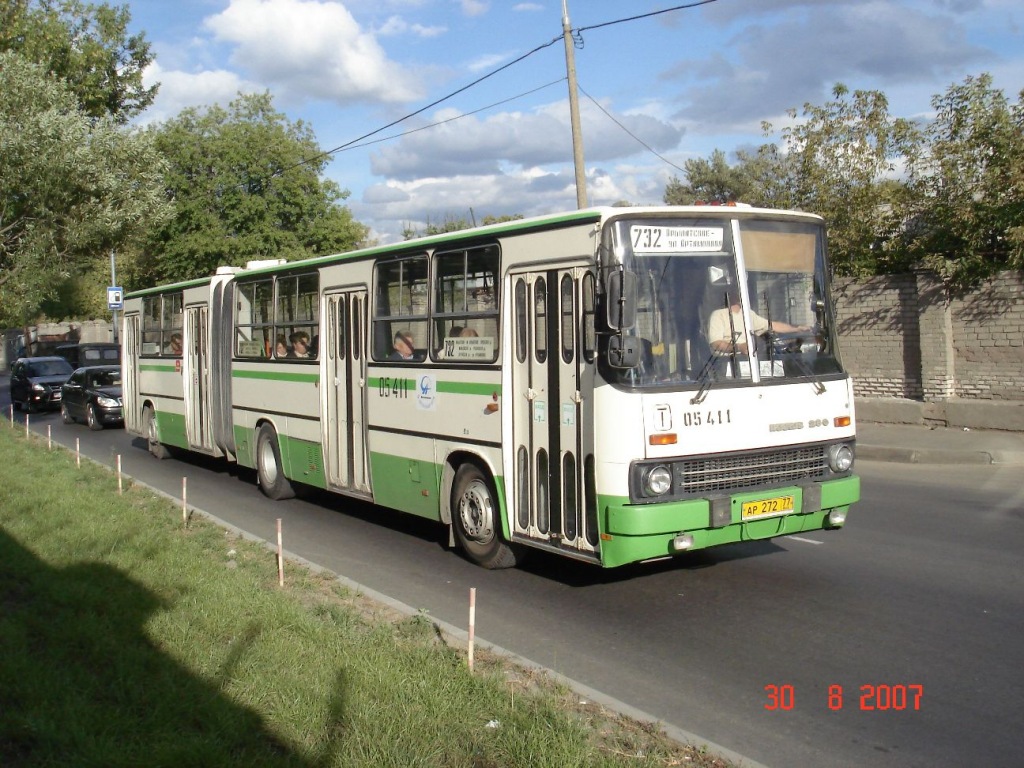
468, 587, 476, 672
76, 438, 80, 468
24, 414, 29, 438
116, 454, 123, 495
47, 425, 51, 450
8, 404, 12, 426
182, 477, 188, 527
277, 518, 284, 587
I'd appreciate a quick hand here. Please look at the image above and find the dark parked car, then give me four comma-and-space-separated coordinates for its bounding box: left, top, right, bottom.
55, 342, 120, 369
9, 357, 75, 412
60, 365, 123, 430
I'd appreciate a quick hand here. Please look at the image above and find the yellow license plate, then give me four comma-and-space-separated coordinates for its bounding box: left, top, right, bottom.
741, 495, 795, 519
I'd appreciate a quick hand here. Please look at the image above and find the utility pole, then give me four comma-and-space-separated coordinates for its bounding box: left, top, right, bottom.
562, 0, 588, 209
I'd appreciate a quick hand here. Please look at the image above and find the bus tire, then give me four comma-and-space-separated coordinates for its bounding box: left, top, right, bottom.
145, 406, 171, 460
256, 424, 295, 500
452, 463, 518, 569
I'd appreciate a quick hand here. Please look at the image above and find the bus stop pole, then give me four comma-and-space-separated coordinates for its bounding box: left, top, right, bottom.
110, 250, 119, 345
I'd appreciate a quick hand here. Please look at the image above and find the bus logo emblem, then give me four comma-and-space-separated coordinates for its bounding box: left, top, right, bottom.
417, 374, 436, 411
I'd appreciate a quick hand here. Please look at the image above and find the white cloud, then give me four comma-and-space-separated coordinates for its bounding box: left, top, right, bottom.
513, 3, 543, 11
459, 0, 489, 18
377, 15, 446, 37
203, 0, 425, 105
368, 99, 683, 181
140, 62, 259, 124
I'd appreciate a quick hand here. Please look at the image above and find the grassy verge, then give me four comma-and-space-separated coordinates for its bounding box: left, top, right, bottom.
0, 425, 730, 767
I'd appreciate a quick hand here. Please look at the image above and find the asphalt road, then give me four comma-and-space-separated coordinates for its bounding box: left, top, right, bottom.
5, 396, 1022, 768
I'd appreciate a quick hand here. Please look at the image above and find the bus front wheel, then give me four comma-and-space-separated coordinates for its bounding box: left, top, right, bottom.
145, 406, 171, 460
256, 424, 295, 500
452, 463, 518, 569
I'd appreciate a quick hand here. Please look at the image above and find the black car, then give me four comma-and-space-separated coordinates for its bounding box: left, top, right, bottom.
9, 356, 75, 412
60, 365, 124, 430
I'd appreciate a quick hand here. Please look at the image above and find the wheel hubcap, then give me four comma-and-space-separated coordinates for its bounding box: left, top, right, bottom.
259, 440, 278, 483
458, 479, 494, 543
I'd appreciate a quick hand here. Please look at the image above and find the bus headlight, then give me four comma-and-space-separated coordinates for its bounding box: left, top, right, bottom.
828, 443, 854, 473
644, 465, 673, 496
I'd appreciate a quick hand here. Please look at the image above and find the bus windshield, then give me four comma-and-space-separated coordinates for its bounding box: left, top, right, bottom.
602, 215, 843, 389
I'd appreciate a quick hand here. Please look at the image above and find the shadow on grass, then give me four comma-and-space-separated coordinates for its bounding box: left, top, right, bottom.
0, 528, 321, 766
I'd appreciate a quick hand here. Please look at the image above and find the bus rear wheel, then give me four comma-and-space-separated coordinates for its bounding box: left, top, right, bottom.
452, 463, 518, 569
256, 424, 295, 500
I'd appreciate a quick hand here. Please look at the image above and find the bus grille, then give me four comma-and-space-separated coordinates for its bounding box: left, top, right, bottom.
674, 445, 828, 495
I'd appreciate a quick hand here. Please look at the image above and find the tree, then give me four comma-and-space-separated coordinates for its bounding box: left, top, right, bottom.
0, 0, 156, 122
899, 74, 1024, 287
664, 149, 752, 205
402, 212, 523, 240
771, 84, 918, 276
0, 52, 171, 328
142, 92, 369, 284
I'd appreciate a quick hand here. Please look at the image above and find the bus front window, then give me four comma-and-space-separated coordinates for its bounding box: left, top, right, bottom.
601, 215, 843, 389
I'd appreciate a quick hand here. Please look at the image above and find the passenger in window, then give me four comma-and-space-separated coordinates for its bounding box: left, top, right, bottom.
289, 331, 311, 359
459, 327, 478, 338
274, 335, 289, 358
165, 333, 183, 355
389, 330, 416, 361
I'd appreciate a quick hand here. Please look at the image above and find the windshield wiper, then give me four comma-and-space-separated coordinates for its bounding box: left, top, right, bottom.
690, 349, 719, 405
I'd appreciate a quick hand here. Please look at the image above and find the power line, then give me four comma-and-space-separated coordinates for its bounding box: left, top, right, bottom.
259, 2, 718, 185
576, 0, 719, 35
578, 83, 688, 176
330, 79, 566, 154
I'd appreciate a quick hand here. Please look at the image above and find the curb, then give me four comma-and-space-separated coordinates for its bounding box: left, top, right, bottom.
857, 444, 1024, 466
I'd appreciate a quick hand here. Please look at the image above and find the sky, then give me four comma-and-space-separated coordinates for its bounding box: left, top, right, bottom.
124, 0, 1024, 245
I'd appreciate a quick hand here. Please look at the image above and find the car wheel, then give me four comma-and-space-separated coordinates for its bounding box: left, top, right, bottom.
61, 402, 75, 424
144, 405, 171, 459
451, 463, 519, 569
256, 423, 295, 500
87, 404, 103, 431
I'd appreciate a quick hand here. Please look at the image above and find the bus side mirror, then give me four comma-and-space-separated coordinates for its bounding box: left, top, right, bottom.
607, 334, 641, 369
606, 270, 636, 330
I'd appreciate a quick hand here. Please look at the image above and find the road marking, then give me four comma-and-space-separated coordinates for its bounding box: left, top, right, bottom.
789, 536, 824, 545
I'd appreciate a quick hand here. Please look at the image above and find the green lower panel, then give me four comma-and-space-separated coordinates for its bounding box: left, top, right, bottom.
369, 452, 443, 521
155, 411, 187, 449
279, 435, 327, 489
598, 475, 860, 568
233, 425, 254, 468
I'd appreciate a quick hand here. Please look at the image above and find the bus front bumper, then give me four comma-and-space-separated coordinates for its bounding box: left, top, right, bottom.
597, 475, 860, 568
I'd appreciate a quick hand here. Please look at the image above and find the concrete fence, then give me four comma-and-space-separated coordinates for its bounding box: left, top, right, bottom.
834, 270, 1024, 430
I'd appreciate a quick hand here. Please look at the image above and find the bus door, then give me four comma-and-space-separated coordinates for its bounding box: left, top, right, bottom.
323, 289, 370, 496
122, 313, 142, 435
510, 267, 599, 559
184, 304, 214, 451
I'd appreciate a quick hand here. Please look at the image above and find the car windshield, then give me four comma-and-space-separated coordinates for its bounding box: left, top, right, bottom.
28, 360, 73, 377
89, 370, 121, 387
601, 215, 844, 389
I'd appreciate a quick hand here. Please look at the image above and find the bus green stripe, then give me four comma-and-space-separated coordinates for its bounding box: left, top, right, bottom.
233, 369, 320, 383
367, 376, 499, 396
140, 364, 179, 372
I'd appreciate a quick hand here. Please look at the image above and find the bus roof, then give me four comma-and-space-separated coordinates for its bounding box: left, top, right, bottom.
125, 205, 824, 297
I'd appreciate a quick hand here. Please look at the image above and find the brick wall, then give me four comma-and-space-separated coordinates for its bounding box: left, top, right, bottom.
834, 271, 1024, 402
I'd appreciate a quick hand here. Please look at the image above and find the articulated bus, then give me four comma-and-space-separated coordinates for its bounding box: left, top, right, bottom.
122, 205, 859, 569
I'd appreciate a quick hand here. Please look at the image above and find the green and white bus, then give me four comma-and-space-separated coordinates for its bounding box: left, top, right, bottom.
122, 205, 859, 569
